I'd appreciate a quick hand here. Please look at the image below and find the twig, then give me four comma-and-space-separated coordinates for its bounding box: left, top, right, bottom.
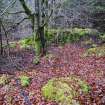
0, 0, 16, 17
7, 11, 25, 14
41, 10, 53, 27
15, 17, 29, 26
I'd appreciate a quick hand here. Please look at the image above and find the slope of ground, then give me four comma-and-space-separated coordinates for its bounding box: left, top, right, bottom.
0, 44, 105, 105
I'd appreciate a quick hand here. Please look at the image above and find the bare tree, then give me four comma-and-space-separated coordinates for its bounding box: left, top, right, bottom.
18, 0, 54, 58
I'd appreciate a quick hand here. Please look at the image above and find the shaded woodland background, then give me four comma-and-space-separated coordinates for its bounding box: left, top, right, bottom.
0, 0, 105, 66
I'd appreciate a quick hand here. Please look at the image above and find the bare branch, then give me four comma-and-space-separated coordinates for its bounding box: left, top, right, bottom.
2, 17, 29, 34
14, 17, 29, 26
7, 11, 25, 14
41, 10, 53, 27
19, 0, 32, 16
0, 0, 16, 17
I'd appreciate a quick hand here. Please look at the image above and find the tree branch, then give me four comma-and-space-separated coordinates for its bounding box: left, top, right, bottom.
0, 0, 16, 16
7, 11, 25, 14
41, 10, 53, 27
14, 17, 29, 26
2, 17, 29, 34
19, 0, 32, 16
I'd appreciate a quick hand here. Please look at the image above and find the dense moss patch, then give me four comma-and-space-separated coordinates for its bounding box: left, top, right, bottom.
19, 75, 31, 87
19, 37, 32, 49
42, 76, 90, 105
45, 28, 99, 45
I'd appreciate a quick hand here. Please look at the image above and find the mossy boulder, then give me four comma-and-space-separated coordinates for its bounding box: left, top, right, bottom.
42, 76, 90, 105
83, 45, 105, 57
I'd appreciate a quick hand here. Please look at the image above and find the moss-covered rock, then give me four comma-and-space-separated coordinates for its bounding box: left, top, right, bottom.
42, 76, 90, 105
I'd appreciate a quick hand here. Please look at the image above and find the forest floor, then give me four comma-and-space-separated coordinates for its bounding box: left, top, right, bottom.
0, 42, 105, 105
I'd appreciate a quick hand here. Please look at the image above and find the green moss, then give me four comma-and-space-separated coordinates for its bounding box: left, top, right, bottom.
33, 56, 40, 64
81, 38, 94, 45
5, 94, 13, 105
33, 39, 42, 56
9, 42, 17, 48
19, 75, 31, 87
42, 76, 90, 105
77, 79, 90, 93
32, 32, 42, 57
72, 28, 88, 37
0, 74, 10, 86
17, 28, 98, 48
18, 34, 42, 56
46, 28, 98, 45
45, 30, 55, 42
19, 36, 32, 48
100, 33, 105, 42
42, 79, 75, 104
45, 53, 55, 59
83, 45, 105, 57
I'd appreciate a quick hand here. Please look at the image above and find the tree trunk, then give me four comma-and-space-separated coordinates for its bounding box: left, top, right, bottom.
39, 26, 46, 55
19, 0, 46, 57
33, 0, 46, 57
33, 26, 46, 57
0, 22, 3, 56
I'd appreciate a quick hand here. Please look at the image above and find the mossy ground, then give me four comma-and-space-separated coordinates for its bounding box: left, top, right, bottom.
19, 75, 31, 87
83, 45, 105, 57
42, 75, 90, 105
0, 74, 10, 86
